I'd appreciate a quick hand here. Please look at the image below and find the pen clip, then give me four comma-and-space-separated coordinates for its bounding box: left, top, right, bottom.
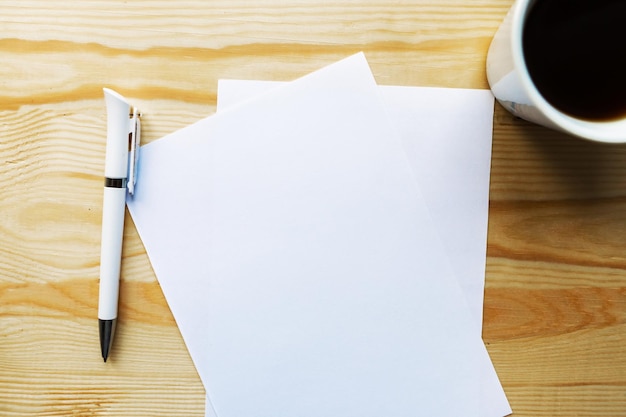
127, 106, 141, 196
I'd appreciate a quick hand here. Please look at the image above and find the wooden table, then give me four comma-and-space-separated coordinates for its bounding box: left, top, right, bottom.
2, 1, 626, 415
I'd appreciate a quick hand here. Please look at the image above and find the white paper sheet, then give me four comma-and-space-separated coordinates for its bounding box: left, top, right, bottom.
217, 81, 495, 326
215, 81, 504, 416
127, 53, 510, 417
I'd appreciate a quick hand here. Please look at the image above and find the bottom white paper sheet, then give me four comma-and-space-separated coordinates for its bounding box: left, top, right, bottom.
215, 80, 504, 416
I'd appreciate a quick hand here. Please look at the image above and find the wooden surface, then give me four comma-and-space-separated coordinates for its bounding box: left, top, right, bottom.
2, 1, 626, 416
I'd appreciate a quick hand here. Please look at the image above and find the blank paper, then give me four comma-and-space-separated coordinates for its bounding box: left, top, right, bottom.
127, 53, 510, 417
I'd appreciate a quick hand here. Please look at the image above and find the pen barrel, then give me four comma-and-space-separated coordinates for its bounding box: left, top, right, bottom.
98, 186, 126, 320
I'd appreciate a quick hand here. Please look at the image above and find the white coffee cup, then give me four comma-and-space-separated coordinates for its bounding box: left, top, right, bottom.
486, 0, 626, 143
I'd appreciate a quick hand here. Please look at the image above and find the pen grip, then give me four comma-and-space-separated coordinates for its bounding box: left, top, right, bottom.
98, 186, 126, 320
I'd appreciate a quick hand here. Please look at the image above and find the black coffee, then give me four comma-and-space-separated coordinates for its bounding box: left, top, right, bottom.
522, 0, 626, 121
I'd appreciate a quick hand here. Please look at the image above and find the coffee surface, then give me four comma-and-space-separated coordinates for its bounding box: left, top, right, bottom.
523, 0, 626, 121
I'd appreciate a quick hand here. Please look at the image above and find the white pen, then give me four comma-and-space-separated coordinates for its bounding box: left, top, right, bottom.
98, 88, 140, 362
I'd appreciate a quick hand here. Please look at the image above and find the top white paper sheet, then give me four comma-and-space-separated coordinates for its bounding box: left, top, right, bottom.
127, 53, 510, 417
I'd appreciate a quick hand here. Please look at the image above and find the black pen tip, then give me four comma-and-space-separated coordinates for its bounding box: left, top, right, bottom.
99, 319, 116, 363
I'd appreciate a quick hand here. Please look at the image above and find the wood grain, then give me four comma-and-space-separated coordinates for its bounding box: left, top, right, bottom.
483, 108, 626, 416
3, 0, 626, 416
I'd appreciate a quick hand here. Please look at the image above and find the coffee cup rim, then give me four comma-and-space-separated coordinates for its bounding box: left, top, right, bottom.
511, 0, 626, 143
